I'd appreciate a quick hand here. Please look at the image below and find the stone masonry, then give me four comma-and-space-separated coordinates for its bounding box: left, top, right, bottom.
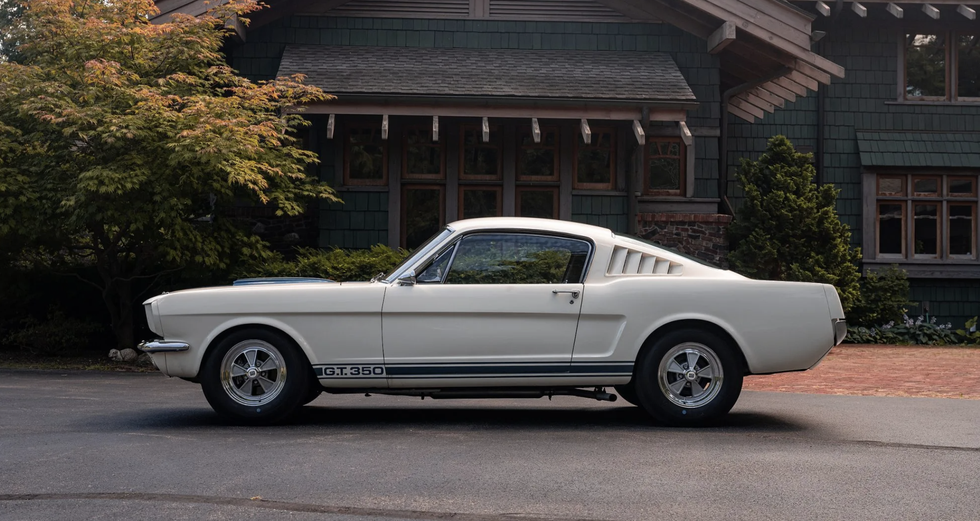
636, 213, 732, 269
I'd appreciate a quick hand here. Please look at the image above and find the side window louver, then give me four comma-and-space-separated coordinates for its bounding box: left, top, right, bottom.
607, 246, 683, 276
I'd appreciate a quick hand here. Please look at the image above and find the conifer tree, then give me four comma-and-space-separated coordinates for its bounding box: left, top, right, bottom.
728, 136, 861, 312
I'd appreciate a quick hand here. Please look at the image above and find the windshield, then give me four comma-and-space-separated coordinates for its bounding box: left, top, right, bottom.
614, 234, 722, 269
382, 226, 455, 283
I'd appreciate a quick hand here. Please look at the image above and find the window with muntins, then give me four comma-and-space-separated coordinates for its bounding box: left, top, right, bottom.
345, 126, 387, 186
645, 138, 685, 195
574, 128, 615, 190
905, 32, 980, 102
874, 174, 977, 260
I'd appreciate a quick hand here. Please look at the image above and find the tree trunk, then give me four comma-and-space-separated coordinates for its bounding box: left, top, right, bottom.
102, 278, 135, 350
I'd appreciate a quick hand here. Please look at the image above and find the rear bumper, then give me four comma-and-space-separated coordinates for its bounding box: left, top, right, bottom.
833, 319, 847, 346
137, 340, 190, 353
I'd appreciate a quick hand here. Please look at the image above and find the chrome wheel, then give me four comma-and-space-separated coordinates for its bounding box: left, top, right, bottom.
220, 340, 287, 407
658, 342, 724, 409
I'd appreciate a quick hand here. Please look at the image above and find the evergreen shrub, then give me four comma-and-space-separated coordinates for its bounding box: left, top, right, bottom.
728, 136, 861, 312
240, 245, 410, 282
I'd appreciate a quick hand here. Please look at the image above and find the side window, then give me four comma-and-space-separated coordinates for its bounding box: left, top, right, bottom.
444, 234, 591, 285
417, 246, 455, 284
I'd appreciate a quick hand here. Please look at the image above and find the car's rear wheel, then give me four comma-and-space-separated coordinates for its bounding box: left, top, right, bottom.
634, 329, 742, 426
200, 329, 312, 424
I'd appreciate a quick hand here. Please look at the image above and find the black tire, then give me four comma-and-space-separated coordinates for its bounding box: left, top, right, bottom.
302, 380, 323, 406
200, 328, 313, 424
614, 384, 641, 407
634, 328, 743, 426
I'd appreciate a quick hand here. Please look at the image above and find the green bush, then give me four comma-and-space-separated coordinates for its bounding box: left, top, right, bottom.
955, 317, 980, 345
4, 309, 103, 356
728, 136, 862, 312
848, 265, 911, 328
845, 314, 958, 345
239, 245, 410, 282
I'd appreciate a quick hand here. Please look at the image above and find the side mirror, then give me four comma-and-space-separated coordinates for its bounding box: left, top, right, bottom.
397, 269, 417, 286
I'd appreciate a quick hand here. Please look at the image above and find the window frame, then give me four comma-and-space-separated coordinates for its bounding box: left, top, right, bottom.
869, 172, 980, 264
516, 186, 560, 219
433, 232, 595, 285
458, 185, 504, 220
459, 123, 503, 181
400, 184, 446, 250
344, 125, 389, 186
516, 125, 560, 182
402, 125, 446, 181
948, 202, 977, 259
573, 127, 617, 190
643, 137, 686, 196
901, 30, 980, 103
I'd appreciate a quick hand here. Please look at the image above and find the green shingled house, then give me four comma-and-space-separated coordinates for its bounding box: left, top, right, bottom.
154, 0, 980, 325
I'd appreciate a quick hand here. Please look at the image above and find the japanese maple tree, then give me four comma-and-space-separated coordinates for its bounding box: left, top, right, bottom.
0, 0, 337, 348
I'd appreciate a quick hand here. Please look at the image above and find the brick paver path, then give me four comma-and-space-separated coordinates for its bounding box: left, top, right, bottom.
743, 345, 980, 399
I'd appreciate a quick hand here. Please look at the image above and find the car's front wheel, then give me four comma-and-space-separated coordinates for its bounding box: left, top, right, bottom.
634, 329, 743, 426
200, 329, 312, 424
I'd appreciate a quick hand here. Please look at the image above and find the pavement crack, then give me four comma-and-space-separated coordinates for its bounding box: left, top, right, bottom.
853, 440, 980, 452
0, 493, 614, 521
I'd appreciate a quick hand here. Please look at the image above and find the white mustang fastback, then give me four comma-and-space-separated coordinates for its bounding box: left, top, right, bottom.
140, 217, 846, 426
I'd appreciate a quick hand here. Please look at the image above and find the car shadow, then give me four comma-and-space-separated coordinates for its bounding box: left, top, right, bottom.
82, 402, 808, 435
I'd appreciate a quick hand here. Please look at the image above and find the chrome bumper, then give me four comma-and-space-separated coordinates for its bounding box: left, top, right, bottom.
138, 340, 190, 353
833, 319, 847, 346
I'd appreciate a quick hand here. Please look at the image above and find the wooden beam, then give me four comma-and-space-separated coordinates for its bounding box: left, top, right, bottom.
886, 2, 904, 17
632, 120, 646, 146
760, 82, 797, 103
794, 59, 832, 85
727, 104, 757, 123
482, 117, 490, 143
958, 4, 977, 19
225, 14, 245, 43
326, 114, 335, 139
678, 121, 693, 146
852, 1, 868, 17
747, 86, 785, 108
708, 22, 736, 55
532, 118, 541, 143
432, 116, 439, 142
922, 3, 940, 18
787, 70, 819, 91
815, 1, 831, 15
580, 118, 592, 144
742, 92, 776, 114
381, 115, 388, 141
678, 0, 811, 49
772, 75, 808, 96
298, 102, 688, 122
729, 97, 765, 119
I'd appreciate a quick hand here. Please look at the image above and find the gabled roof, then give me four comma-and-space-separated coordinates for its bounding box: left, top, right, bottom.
278, 46, 698, 103
154, 0, 845, 123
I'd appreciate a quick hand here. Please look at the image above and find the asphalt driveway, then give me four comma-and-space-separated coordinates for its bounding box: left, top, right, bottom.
1, 368, 979, 521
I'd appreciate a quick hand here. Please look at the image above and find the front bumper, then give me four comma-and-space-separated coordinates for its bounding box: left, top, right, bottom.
137, 340, 190, 353
833, 319, 847, 346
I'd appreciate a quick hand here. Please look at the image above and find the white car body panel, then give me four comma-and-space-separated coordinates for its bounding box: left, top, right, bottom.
142, 217, 844, 392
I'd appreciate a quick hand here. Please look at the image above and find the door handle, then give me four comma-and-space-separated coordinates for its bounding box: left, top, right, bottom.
552, 289, 580, 299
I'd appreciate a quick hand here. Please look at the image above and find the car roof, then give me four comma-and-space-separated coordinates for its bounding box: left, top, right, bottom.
447, 217, 616, 240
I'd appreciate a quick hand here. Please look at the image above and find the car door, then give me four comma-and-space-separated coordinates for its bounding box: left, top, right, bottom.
381, 232, 592, 388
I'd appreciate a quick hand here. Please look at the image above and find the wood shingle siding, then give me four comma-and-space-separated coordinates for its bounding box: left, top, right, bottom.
487, 0, 633, 21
